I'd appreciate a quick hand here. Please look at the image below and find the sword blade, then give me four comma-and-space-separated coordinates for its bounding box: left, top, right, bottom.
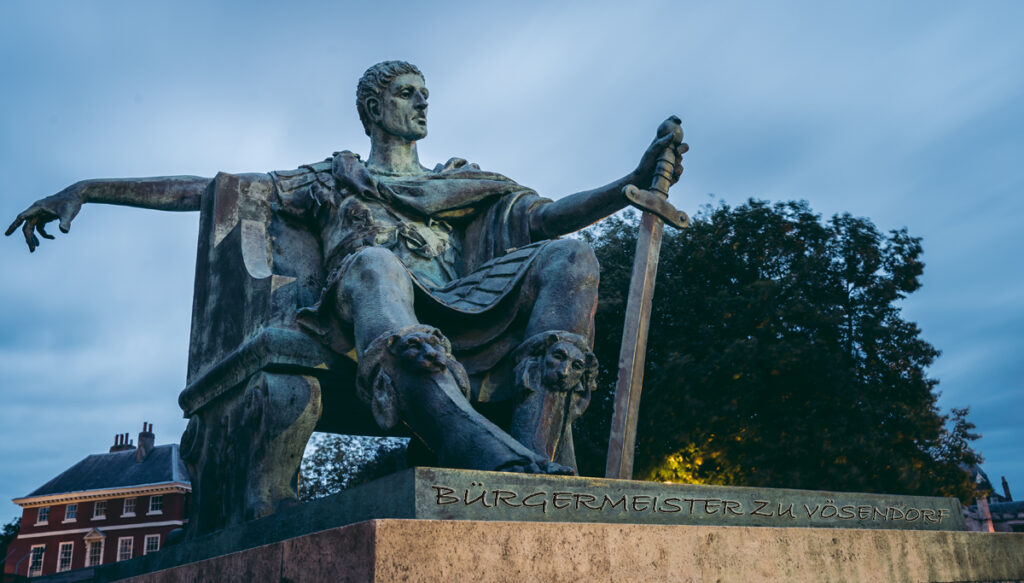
605, 210, 665, 479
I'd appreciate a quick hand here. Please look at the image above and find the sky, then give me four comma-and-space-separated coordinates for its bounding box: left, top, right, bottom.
1, 1, 1021, 519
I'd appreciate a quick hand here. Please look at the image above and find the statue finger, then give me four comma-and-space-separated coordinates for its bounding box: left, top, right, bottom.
58, 208, 78, 233
671, 165, 683, 185
4, 213, 26, 237
677, 142, 689, 156
37, 222, 55, 240
22, 219, 39, 252
651, 132, 675, 151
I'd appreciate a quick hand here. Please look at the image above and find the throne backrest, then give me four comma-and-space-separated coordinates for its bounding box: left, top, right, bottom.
180, 172, 339, 414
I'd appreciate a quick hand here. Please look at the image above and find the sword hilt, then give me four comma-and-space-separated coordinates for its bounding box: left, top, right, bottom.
622, 117, 688, 229
651, 117, 683, 197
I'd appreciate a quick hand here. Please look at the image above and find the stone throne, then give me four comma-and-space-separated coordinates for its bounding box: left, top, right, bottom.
177, 172, 384, 538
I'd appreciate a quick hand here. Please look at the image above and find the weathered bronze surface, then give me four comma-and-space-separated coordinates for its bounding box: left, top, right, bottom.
606, 118, 689, 480
7, 61, 687, 535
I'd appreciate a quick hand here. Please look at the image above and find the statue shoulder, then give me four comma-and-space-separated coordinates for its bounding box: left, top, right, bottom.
270, 158, 334, 196
269, 155, 348, 219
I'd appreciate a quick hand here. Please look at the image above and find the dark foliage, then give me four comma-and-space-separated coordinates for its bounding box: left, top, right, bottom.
299, 434, 408, 501
0, 517, 20, 574
574, 200, 981, 502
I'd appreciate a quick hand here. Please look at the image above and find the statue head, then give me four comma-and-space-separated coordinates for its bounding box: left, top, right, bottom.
357, 61, 427, 139
513, 332, 598, 395
541, 340, 589, 392
387, 327, 449, 374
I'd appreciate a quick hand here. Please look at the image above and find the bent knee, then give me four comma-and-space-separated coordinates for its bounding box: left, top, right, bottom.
341, 247, 413, 291
537, 238, 599, 277
346, 247, 408, 278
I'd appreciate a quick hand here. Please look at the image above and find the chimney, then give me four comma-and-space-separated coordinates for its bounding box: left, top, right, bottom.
109, 432, 136, 453
1002, 476, 1013, 502
136, 422, 155, 462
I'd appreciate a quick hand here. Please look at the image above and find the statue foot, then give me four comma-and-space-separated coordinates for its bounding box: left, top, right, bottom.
494, 458, 576, 476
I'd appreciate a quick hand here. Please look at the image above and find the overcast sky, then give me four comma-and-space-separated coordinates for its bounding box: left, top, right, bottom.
1, 1, 1021, 519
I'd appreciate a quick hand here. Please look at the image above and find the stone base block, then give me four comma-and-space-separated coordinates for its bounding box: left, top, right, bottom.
124, 519, 1024, 583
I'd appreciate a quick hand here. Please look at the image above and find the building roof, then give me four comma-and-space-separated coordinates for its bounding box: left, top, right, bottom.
989, 500, 1024, 516
25, 444, 189, 498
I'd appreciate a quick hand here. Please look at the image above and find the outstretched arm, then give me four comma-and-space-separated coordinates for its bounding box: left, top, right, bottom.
6, 175, 210, 251
529, 117, 687, 240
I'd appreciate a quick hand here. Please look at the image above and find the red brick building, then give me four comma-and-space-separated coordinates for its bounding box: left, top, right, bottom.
4, 424, 190, 579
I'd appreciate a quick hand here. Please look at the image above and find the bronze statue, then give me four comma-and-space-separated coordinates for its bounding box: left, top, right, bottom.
8, 61, 686, 530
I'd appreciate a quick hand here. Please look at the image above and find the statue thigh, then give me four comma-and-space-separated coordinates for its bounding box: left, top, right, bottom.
336, 246, 419, 353
520, 238, 600, 339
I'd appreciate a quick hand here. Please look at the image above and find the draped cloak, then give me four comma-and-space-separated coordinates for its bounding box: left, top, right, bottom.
270, 151, 553, 394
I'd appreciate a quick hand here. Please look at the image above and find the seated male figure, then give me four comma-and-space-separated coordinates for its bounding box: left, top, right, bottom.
7, 60, 687, 475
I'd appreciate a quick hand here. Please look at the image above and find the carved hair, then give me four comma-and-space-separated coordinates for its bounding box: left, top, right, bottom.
356, 61, 424, 136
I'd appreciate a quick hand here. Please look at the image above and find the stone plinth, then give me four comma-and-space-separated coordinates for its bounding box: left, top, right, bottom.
122, 519, 1024, 583
82, 469, 974, 581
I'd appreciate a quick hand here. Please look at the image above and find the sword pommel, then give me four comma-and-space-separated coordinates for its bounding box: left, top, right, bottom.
657, 116, 684, 143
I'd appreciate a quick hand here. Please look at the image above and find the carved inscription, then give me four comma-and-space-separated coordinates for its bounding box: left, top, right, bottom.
431, 482, 954, 526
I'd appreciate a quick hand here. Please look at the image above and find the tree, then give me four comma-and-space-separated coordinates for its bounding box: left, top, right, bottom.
0, 517, 20, 574
299, 434, 408, 501
574, 200, 981, 502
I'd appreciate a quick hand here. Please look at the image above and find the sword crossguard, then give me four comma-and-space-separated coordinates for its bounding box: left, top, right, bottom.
622, 184, 690, 229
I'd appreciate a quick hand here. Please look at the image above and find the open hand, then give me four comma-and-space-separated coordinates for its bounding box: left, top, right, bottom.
5, 184, 84, 252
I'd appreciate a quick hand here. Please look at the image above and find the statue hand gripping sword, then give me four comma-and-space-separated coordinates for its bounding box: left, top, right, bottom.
606, 116, 690, 479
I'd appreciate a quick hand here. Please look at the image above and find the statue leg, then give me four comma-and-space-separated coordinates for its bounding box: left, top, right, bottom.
508, 239, 601, 469
337, 247, 420, 354
522, 238, 600, 339
338, 247, 572, 474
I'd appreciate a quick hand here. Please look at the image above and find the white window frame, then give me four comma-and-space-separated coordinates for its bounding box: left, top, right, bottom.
28, 544, 45, 577
143, 534, 160, 555
85, 539, 104, 567
117, 536, 133, 562
92, 500, 107, 520
147, 495, 163, 515
64, 503, 77, 523
122, 497, 136, 517
36, 507, 49, 525
57, 541, 74, 572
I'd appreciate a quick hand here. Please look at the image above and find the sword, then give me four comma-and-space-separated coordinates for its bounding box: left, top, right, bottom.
605, 117, 689, 480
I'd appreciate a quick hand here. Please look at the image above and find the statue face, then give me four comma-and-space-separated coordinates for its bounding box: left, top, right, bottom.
373, 73, 429, 141
542, 341, 587, 391
389, 330, 448, 374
